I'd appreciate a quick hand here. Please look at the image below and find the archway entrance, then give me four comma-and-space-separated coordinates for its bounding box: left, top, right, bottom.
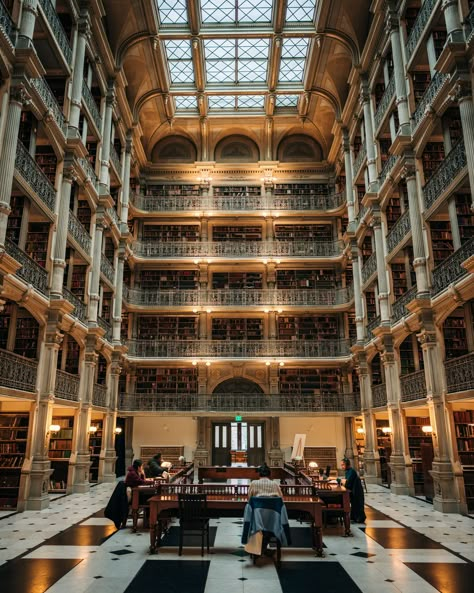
211, 379, 266, 466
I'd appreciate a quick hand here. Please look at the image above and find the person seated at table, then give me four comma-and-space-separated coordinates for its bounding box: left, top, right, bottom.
125, 459, 147, 487
146, 453, 167, 478
341, 458, 366, 523
248, 463, 283, 499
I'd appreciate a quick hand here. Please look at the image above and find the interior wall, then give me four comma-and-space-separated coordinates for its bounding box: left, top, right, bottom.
279, 416, 346, 461
131, 416, 197, 462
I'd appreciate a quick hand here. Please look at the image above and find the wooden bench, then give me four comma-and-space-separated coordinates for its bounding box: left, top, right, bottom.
140, 446, 185, 468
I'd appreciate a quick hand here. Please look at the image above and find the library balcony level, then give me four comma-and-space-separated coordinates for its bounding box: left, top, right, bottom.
423, 140, 467, 212
38, 0, 73, 66
0, 349, 38, 393
405, 0, 439, 65
15, 142, 56, 216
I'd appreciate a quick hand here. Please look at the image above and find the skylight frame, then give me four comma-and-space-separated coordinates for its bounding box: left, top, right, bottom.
285, 0, 317, 23
156, 0, 189, 26
204, 38, 270, 85
165, 39, 195, 85
279, 38, 310, 83
201, 0, 273, 24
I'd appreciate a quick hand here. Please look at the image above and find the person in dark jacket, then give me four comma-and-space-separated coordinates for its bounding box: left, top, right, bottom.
125, 459, 147, 487
342, 458, 366, 523
147, 453, 166, 478
104, 481, 129, 529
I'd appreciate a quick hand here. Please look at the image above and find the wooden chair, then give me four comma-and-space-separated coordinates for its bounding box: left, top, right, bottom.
178, 493, 210, 556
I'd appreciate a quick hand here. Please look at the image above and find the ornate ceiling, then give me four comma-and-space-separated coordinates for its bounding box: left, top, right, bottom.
103, 0, 371, 163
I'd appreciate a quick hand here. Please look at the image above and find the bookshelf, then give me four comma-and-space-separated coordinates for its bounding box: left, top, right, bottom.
456, 193, 474, 243
376, 419, 391, 486
143, 225, 199, 241
431, 29, 447, 60
86, 141, 97, 167
213, 186, 261, 198
0, 303, 11, 349
212, 318, 263, 340
6, 196, 25, 244
365, 290, 377, 320
406, 416, 433, 497
348, 310, 357, 344
89, 420, 103, 483
14, 311, 39, 359
35, 146, 57, 186
77, 200, 92, 231
422, 142, 445, 180
379, 138, 391, 167
212, 272, 263, 289
443, 311, 468, 360
145, 184, 201, 197
71, 265, 87, 298
212, 226, 262, 241
278, 368, 341, 395
453, 410, 474, 512
0, 412, 29, 509
391, 262, 408, 298
361, 235, 373, 262
405, 6, 419, 34
412, 71, 431, 104
137, 316, 198, 340
272, 183, 330, 198
139, 270, 198, 290
25, 222, 50, 268
399, 337, 417, 375
18, 111, 34, 149
276, 269, 337, 290
303, 447, 337, 473
430, 221, 454, 265
136, 367, 197, 394
277, 315, 340, 341
49, 416, 74, 492
374, 82, 386, 109
274, 224, 332, 241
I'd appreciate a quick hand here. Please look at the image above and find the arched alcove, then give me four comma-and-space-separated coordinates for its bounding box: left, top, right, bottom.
214, 135, 260, 162
277, 134, 324, 162
212, 378, 264, 394
151, 135, 197, 163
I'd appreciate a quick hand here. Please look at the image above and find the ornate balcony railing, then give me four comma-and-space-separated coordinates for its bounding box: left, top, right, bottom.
15, 141, 56, 214
0, 1, 15, 45
372, 383, 387, 407
68, 210, 92, 255
391, 285, 417, 323
38, 0, 73, 64
412, 72, 449, 131
100, 256, 115, 284
446, 352, 474, 394
62, 287, 88, 324
125, 286, 354, 308
5, 239, 49, 296
0, 349, 37, 392
400, 370, 427, 402
133, 240, 343, 259
109, 144, 121, 176
386, 210, 411, 254
353, 145, 367, 177
374, 76, 395, 131
431, 237, 474, 296
30, 77, 66, 133
423, 140, 466, 211
361, 253, 377, 284
107, 206, 121, 229
82, 80, 102, 131
119, 392, 361, 413
271, 191, 346, 211
78, 157, 99, 189
466, 3, 474, 42
366, 315, 381, 341
405, 0, 438, 63
356, 205, 368, 227
126, 339, 351, 359
55, 370, 80, 401
93, 383, 108, 407
98, 317, 112, 341
379, 154, 397, 183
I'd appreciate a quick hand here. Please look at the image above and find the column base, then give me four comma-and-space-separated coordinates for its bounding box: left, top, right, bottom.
362, 451, 380, 483
268, 448, 284, 467
100, 450, 118, 482
70, 454, 92, 494
194, 448, 209, 467
388, 456, 410, 495
431, 460, 461, 514
23, 459, 53, 511
390, 482, 410, 495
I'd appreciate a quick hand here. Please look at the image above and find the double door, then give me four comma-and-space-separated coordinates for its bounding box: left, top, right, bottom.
212, 421, 265, 466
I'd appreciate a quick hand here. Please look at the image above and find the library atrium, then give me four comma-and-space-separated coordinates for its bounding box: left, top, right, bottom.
0, 1, 473, 592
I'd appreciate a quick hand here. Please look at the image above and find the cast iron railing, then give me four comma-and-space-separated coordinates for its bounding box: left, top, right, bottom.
423, 140, 466, 211
5, 239, 49, 296
361, 253, 377, 284
412, 72, 449, 131
445, 352, 474, 394
405, 0, 438, 63
372, 383, 387, 407
38, 0, 73, 64
386, 210, 410, 254
100, 256, 115, 284
0, 349, 37, 392
55, 370, 80, 401
68, 209, 92, 255
431, 237, 474, 296
400, 370, 427, 402
93, 383, 108, 407
391, 285, 417, 323
374, 76, 395, 130
82, 80, 102, 131
15, 141, 56, 214
30, 77, 66, 133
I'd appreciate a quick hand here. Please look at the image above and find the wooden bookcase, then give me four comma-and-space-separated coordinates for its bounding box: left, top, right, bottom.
303, 447, 337, 474
86, 141, 97, 167
376, 419, 391, 486
212, 318, 263, 340
212, 226, 262, 241
276, 269, 338, 290
405, 6, 419, 34
143, 225, 199, 241
49, 416, 74, 492
89, 420, 103, 483
361, 235, 373, 262
272, 183, 330, 198
365, 290, 377, 319
139, 270, 198, 290
0, 412, 29, 509
277, 315, 340, 340
374, 82, 386, 109
412, 71, 431, 104
213, 186, 261, 198
145, 184, 201, 197
14, 311, 39, 359
278, 368, 341, 395
456, 193, 474, 243
431, 29, 447, 60
70, 265, 87, 298
443, 311, 468, 360
35, 146, 57, 186
6, 196, 25, 244
77, 199, 92, 231
391, 262, 408, 298
140, 446, 185, 467
136, 368, 197, 394
399, 338, 417, 375
212, 272, 262, 289
137, 316, 198, 340
18, 111, 34, 149
422, 142, 445, 180
430, 220, 454, 265
25, 222, 50, 268
406, 416, 433, 497
274, 224, 332, 241
0, 304, 11, 349
453, 410, 474, 512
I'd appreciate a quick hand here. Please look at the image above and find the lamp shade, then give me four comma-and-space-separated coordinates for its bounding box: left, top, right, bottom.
114, 427, 122, 434
421, 425, 433, 433
308, 461, 318, 469
381, 426, 392, 433
89, 426, 98, 433
356, 427, 365, 434
49, 424, 61, 433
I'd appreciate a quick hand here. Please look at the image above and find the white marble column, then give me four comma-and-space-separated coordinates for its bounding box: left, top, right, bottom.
120, 131, 132, 228
386, 7, 410, 134
441, 0, 464, 42
371, 212, 390, 323
99, 83, 115, 193
456, 82, 474, 207
68, 17, 90, 134
356, 352, 380, 482
350, 242, 365, 343
342, 128, 355, 223
100, 353, 120, 482
17, 0, 38, 48
112, 244, 126, 343
360, 77, 379, 191
88, 210, 105, 323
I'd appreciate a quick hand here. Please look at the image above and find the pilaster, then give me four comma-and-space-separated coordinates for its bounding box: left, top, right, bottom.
356, 351, 380, 482
267, 417, 283, 467
194, 416, 209, 467
100, 352, 121, 482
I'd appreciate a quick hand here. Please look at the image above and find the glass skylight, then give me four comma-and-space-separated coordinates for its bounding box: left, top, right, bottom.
174, 96, 198, 110
276, 94, 300, 107
205, 38, 269, 84
208, 95, 236, 109
156, 0, 188, 25
201, 0, 273, 24
279, 38, 309, 82
165, 40, 194, 84
208, 95, 265, 110
286, 0, 317, 22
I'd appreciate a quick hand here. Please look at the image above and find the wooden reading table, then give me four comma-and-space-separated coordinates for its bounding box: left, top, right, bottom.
148, 483, 324, 556
197, 465, 297, 483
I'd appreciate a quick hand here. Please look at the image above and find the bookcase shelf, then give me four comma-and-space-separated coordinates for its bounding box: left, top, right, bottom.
274, 224, 332, 241
430, 221, 454, 265
376, 419, 391, 486
454, 410, 474, 512
137, 316, 198, 340
278, 368, 341, 395
6, 196, 25, 245
70, 265, 87, 298
25, 222, 50, 268
422, 142, 445, 181
391, 262, 408, 298
35, 146, 57, 186
213, 186, 261, 197
136, 367, 197, 394
14, 311, 39, 359
443, 311, 468, 360
0, 412, 29, 510
272, 183, 330, 198
276, 269, 338, 290
49, 416, 74, 491
212, 318, 263, 340
412, 71, 431, 104
138, 270, 198, 291
212, 226, 262, 241
145, 184, 201, 197
431, 29, 447, 60
277, 315, 340, 340
212, 272, 262, 289
143, 225, 199, 242
77, 200, 92, 232
406, 416, 433, 497
89, 420, 103, 483
456, 193, 474, 243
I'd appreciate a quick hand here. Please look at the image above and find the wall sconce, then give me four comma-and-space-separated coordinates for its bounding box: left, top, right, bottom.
89, 426, 98, 433
192, 361, 198, 366
205, 361, 211, 366
356, 427, 365, 434
279, 361, 285, 367
381, 426, 392, 434
49, 424, 61, 434
114, 427, 122, 435
421, 425, 433, 433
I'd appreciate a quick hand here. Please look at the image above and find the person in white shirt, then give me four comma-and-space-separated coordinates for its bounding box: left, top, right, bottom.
248, 463, 283, 498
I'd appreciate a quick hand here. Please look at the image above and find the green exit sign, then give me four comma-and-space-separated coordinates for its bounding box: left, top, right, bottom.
235, 415, 242, 422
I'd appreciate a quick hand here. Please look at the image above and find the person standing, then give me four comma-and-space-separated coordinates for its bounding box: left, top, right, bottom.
341, 458, 366, 523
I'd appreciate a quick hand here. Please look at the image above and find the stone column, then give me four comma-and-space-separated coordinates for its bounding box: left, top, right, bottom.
100, 353, 121, 482
88, 210, 105, 323
342, 128, 355, 223
112, 243, 126, 343
456, 81, 474, 205
386, 7, 410, 134
402, 159, 430, 296
50, 157, 74, 296
268, 417, 283, 467
371, 212, 390, 323
441, 0, 464, 43
382, 343, 410, 494
68, 16, 90, 134
448, 196, 461, 249
344, 417, 356, 466
360, 76, 379, 191
350, 243, 365, 343
0, 86, 29, 247
194, 416, 209, 467
200, 116, 209, 161
99, 82, 115, 193
357, 352, 380, 482
120, 131, 132, 229
17, 0, 38, 48
23, 313, 62, 510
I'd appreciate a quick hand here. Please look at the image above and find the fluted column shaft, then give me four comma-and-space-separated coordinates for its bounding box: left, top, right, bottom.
372, 215, 390, 322
18, 0, 38, 46
360, 78, 378, 188
112, 248, 126, 343
88, 214, 105, 323
69, 19, 89, 132
458, 89, 474, 206
386, 10, 410, 132
51, 160, 74, 296
120, 132, 132, 227
99, 85, 115, 190
342, 128, 355, 222
442, 0, 463, 40
350, 243, 365, 342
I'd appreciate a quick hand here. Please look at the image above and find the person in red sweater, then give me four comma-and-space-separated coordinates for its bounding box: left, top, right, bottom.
125, 459, 147, 487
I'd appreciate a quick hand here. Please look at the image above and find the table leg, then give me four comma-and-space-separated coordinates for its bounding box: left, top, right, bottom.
343, 511, 352, 536
314, 526, 324, 557
149, 521, 157, 553
132, 509, 138, 532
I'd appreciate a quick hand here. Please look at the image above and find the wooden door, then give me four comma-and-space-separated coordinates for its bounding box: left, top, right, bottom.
212, 423, 231, 465
246, 423, 265, 466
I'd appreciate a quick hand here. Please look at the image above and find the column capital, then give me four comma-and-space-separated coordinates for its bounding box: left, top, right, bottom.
384, 8, 399, 34
341, 127, 350, 151
77, 18, 92, 40
359, 75, 371, 103
452, 78, 472, 104
10, 84, 31, 108
416, 328, 438, 346
400, 156, 417, 180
